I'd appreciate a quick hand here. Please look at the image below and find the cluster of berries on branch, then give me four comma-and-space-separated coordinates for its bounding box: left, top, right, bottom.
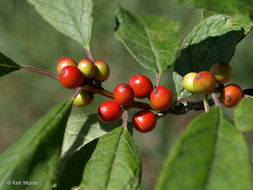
57, 57, 174, 133
98, 74, 173, 133
57, 57, 109, 106
182, 62, 243, 108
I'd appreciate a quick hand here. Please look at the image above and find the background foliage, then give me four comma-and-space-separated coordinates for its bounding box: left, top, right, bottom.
0, 0, 253, 189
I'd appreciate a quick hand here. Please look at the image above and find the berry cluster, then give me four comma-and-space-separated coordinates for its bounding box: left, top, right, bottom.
57, 57, 109, 106
57, 57, 174, 133
182, 62, 243, 108
98, 74, 173, 133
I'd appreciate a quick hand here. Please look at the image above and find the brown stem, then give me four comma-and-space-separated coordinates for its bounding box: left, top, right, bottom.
85, 48, 94, 62
125, 101, 154, 110
123, 110, 128, 128
21, 65, 59, 80
83, 84, 113, 99
70, 86, 84, 99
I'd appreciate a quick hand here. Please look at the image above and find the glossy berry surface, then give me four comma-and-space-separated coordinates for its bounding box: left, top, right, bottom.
150, 86, 173, 111
113, 83, 135, 106
57, 57, 76, 75
73, 90, 93, 106
78, 58, 95, 78
128, 74, 153, 98
210, 62, 232, 84
98, 100, 122, 123
132, 110, 157, 133
60, 66, 83, 89
94, 60, 110, 82
221, 84, 243, 108
193, 71, 216, 94
182, 72, 197, 93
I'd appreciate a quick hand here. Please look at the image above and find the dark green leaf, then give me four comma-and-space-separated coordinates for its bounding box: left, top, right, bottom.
28, 0, 93, 48
115, 7, 180, 74
174, 0, 253, 19
0, 51, 20, 77
155, 107, 251, 190
173, 15, 245, 99
234, 97, 253, 132
0, 99, 73, 190
54, 140, 98, 190
61, 114, 121, 159
78, 126, 142, 190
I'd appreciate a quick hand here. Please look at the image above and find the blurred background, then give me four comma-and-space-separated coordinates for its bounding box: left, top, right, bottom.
0, 1, 253, 189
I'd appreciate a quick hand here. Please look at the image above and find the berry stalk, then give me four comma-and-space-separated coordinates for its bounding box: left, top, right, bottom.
21, 65, 59, 80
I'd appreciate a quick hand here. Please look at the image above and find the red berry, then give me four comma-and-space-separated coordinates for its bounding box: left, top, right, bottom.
60, 66, 83, 89
113, 83, 135, 106
57, 57, 76, 75
193, 71, 216, 94
150, 86, 173, 111
132, 110, 157, 133
98, 100, 122, 122
221, 84, 243, 108
128, 75, 153, 98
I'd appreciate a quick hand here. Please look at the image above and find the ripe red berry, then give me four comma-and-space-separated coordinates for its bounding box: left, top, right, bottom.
210, 62, 232, 84
78, 58, 95, 78
128, 74, 153, 98
132, 110, 157, 133
193, 71, 216, 94
57, 57, 77, 75
221, 84, 243, 108
98, 100, 122, 123
113, 83, 135, 106
150, 86, 173, 111
60, 66, 83, 89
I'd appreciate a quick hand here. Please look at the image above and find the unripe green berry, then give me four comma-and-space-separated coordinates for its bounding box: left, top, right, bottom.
73, 90, 93, 106
182, 72, 197, 93
78, 58, 95, 78
94, 60, 110, 82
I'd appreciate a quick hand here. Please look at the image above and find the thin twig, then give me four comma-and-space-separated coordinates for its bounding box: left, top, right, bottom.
155, 73, 161, 87
211, 92, 221, 107
123, 110, 128, 128
70, 86, 84, 99
203, 95, 209, 112
21, 65, 59, 80
85, 48, 94, 62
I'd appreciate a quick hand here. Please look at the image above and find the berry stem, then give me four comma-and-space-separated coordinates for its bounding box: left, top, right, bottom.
21, 65, 59, 80
211, 92, 221, 107
155, 73, 161, 87
123, 110, 128, 128
203, 94, 210, 112
85, 48, 94, 62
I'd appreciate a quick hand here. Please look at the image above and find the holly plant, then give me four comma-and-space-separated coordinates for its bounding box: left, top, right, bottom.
1, 0, 253, 190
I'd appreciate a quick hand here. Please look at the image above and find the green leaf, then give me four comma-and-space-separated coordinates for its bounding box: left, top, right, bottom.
61, 113, 121, 159
155, 107, 251, 190
54, 140, 98, 190
0, 99, 73, 190
173, 15, 245, 99
28, 0, 93, 48
78, 126, 142, 190
115, 7, 180, 74
234, 97, 253, 132
0, 51, 20, 77
174, 0, 253, 18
